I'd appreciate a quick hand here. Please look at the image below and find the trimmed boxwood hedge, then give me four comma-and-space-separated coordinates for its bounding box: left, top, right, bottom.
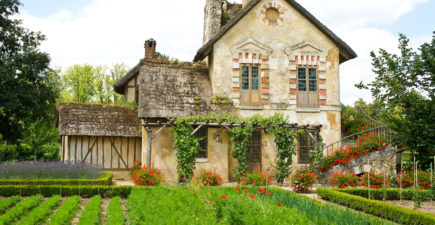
0, 185, 132, 198
316, 188, 435, 225
337, 188, 431, 200
0, 173, 113, 186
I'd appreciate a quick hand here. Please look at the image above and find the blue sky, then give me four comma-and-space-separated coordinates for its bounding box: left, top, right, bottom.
18, 0, 435, 105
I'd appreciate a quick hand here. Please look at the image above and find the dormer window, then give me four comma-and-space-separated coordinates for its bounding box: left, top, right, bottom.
240, 64, 260, 105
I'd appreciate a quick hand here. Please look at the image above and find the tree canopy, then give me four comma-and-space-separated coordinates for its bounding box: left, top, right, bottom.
0, 0, 60, 143
356, 32, 435, 168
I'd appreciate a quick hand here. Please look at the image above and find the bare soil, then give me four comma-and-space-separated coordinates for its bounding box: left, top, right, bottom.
71, 198, 90, 225
100, 198, 110, 224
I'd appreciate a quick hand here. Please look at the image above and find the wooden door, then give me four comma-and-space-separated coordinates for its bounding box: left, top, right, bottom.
297, 67, 318, 107
240, 65, 260, 105
248, 131, 262, 172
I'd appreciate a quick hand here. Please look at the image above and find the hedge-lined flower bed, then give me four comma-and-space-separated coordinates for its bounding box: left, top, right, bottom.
0, 173, 113, 186
316, 188, 435, 225
0, 185, 132, 197
320, 133, 387, 172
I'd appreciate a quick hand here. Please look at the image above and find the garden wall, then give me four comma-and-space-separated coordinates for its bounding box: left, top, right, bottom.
319, 148, 399, 184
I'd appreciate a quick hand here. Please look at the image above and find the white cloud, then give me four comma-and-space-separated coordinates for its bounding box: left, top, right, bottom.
20, 0, 431, 105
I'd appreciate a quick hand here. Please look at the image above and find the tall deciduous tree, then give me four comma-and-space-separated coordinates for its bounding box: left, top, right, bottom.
356, 32, 435, 168
0, 0, 59, 143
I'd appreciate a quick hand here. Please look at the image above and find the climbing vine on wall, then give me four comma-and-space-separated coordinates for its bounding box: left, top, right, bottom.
172, 113, 318, 183
172, 119, 202, 182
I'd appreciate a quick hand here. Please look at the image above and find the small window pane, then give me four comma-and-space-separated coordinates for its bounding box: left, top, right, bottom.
299, 134, 311, 163
298, 68, 306, 79
251, 78, 259, 90
309, 68, 316, 79
242, 66, 249, 78
252, 67, 258, 78
309, 80, 317, 91
298, 80, 306, 91
194, 127, 208, 158
242, 78, 249, 90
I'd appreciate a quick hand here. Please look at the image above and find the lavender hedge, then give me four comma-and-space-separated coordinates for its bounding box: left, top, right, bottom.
0, 161, 101, 180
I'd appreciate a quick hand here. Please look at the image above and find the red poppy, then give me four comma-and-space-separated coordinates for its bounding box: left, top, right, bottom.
221, 195, 227, 200
277, 203, 282, 206
265, 192, 271, 196
235, 187, 240, 191
258, 188, 266, 193
250, 194, 255, 199
243, 189, 248, 193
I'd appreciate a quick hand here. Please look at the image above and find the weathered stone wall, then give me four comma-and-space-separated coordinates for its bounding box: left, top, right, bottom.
318, 148, 399, 185
209, 0, 342, 147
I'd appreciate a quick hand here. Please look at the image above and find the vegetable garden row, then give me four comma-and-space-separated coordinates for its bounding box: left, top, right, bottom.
0, 186, 395, 225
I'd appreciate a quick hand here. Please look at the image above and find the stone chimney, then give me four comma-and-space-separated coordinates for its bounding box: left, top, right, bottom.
144, 38, 156, 60
242, 0, 253, 8
203, 0, 222, 44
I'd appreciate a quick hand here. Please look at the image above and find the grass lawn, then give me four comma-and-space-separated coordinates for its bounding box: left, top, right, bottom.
0, 186, 393, 224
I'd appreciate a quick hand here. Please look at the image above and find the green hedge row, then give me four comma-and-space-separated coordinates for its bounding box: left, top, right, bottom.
0, 185, 132, 198
316, 188, 435, 225
0, 173, 113, 186
337, 188, 432, 200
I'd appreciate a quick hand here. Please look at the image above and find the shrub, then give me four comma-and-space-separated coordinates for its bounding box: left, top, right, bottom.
106, 196, 124, 225
329, 171, 359, 188
240, 169, 272, 186
397, 170, 433, 189
47, 196, 81, 225
291, 169, 317, 192
193, 169, 223, 186
337, 188, 431, 200
17, 195, 61, 225
316, 188, 435, 225
77, 195, 102, 225
0, 173, 112, 186
0, 185, 132, 198
0, 161, 100, 180
130, 160, 142, 178
132, 166, 165, 186
0, 194, 42, 225
360, 171, 389, 189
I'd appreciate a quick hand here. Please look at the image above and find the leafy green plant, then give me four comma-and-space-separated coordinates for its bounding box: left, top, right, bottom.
193, 169, 223, 186
0, 194, 42, 225
291, 169, 317, 192
229, 124, 254, 179
47, 196, 81, 225
240, 168, 272, 186
131, 166, 165, 186
17, 195, 61, 225
0, 185, 132, 198
329, 171, 359, 188
77, 195, 102, 225
0, 195, 20, 214
106, 197, 124, 225
173, 120, 202, 182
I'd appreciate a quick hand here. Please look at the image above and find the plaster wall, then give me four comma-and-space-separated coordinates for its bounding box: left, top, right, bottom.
211, 0, 342, 146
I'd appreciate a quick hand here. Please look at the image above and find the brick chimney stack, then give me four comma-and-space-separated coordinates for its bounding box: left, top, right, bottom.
144, 38, 156, 60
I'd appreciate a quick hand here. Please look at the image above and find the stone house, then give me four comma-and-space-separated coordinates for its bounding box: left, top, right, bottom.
57, 0, 356, 182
